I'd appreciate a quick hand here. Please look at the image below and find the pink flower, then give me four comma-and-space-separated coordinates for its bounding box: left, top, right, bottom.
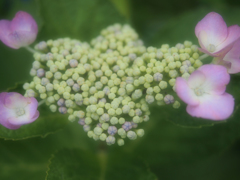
176, 65, 234, 120
214, 39, 240, 74
0, 11, 38, 49
0, 92, 39, 129
195, 12, 240, 57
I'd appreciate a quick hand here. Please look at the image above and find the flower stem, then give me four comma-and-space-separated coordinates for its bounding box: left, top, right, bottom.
199, 54, 209, 60
25, 46, 39, 54
38, 100, 45, 107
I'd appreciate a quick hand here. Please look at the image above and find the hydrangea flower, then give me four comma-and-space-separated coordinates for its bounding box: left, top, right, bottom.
176, 65, 234, 120
214, 39, 240, 74
0, 92, 39, 129
0, 11, 38, 49
195, 12, 240, 57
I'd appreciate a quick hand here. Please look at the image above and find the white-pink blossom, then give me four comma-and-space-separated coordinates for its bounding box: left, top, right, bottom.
214, 39, 240, 74
0, 92, 39, 129
0, 11, 38, 49
195, 12, 240, 57
176, 64, 234, 120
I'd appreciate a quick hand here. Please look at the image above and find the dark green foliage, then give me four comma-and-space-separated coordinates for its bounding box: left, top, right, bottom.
0, 0, 240, 179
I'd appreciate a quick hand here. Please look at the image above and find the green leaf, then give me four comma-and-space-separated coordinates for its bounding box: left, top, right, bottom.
130, 3, 240, 47
46, 148, 157, 180
0, 137, 56, 180
0, 83, 69, 140
109, 0, 131, 19
118, 103, 240, 178
0, 119, 98, 180
36, 0, 127, 41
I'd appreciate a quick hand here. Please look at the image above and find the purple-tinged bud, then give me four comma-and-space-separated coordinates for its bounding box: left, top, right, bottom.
59, 107, 67, 114
135, 109, 142, 116
69, 59, 78, 68
106, 136, 115, 145
57, 98, 65, 106
66, 79, 74, 86
45, 53, 54, 60
72, 83, 80, 92
37, 69, 45, 78
126, 77, 134, 84
182, 60, 191, 67
103, 87, 110, 95
113, 65, 120, 72
78, 118, 85, 125
83, 125, 90, 132
131, 122, 138, 128
153, 73, 163, 81
164, 94, 175, 104
122, 122, 132, 131
41, 78, 49, 86
128, 53, 137, 61
99, 98, 107, 103
100, 113, 110, 122
36, 41, 47, 50
108, 126, 117, 135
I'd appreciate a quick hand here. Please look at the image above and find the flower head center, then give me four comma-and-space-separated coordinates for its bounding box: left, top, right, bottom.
208, 44, 216, 52
15, 108, 25, 116
194, 87, 205, 96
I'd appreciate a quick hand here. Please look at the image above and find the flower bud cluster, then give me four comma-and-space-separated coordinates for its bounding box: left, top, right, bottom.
23, 24, 203, 145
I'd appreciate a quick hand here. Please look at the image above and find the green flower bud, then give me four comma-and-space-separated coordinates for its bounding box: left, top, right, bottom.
49, 104, 57, 112
68, 115, 75, 122
173, 101, 180, 109
127, 131, 137, 140
97, 108, 104, 115
108, 108, 115, 116
136, 129, 144, 137
100, 133, 107, 141
117, 139, 124, 146
85, 117, 92, 125
159, 81, 167, 89
106, 136, 115, 145
118, 128, 126, 137
94, 127, 103, 136
87, 131, 94, 138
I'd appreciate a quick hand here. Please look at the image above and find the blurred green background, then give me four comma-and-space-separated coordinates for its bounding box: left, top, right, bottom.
0, 0, 240, 179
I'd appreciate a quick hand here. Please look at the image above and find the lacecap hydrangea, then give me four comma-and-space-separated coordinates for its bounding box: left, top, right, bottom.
23, 24, 203, 145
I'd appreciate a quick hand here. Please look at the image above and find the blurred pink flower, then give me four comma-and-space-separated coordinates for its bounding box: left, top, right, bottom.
0, 11, 38, 49
195, 12, 240, 57
0, 92, 39, 129
176, 64, 234, 120
214, 39, 240, 74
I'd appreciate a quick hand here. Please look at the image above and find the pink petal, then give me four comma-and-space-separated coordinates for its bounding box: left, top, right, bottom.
175, 77, 199, 106
223, 38, 240, 74
187, 93, 234, 120
0, 93, 20, 129
3, 92, 28, 109
28, 97, 39, 118
187, 70, 206, 89
0, 20, 17, 49
214, 25, 240, 56
0, 92, 39, 129
198, 65, 230, 95
10, 11, 37, 32
195, 12, 228, 47
8, 110, 39, 126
